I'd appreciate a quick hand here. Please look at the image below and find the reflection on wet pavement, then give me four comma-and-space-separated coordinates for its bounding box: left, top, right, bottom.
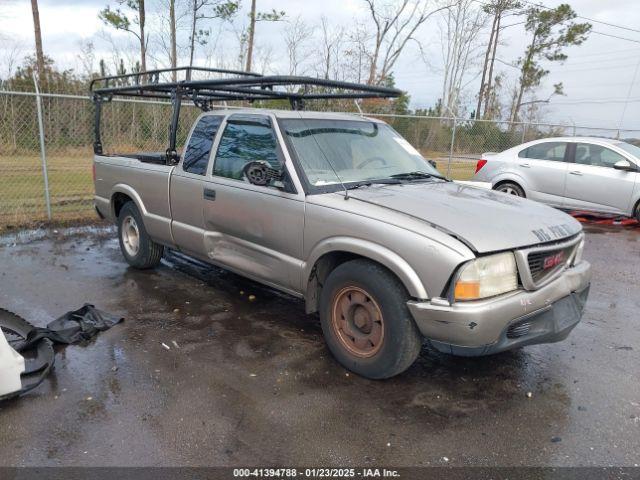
0, 224, 638, 467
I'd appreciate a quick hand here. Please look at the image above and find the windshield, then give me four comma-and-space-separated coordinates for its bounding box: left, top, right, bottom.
614, 141, 640, 160
279, 119, 441, 187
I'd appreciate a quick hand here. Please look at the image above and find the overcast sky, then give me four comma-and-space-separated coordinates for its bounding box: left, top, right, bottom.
1, 0, 639, 131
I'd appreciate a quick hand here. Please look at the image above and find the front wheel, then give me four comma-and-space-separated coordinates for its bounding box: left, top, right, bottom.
117, 202, 164, 269
494, 181, 525, 197
319, 259, 422, 379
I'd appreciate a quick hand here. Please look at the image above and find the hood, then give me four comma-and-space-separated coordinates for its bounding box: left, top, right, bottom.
347, 182, 582, 253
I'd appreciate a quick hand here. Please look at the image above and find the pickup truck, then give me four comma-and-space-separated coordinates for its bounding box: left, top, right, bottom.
94, 108, 592, 379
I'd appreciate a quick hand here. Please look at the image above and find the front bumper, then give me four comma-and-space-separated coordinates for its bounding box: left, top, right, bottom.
407, 260, 591, 356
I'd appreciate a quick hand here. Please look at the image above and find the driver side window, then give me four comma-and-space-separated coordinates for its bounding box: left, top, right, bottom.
574, 143, 627, 168
212, 115, 281, 184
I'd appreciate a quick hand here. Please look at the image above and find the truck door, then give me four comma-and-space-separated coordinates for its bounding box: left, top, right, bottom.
201, 114, 305, 294
170, 114, 224, 257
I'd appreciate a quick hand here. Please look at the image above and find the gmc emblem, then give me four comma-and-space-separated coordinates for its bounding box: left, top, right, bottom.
543, 251, 565, 269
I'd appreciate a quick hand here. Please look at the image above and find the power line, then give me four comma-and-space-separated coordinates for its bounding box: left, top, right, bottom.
558, 55, 640, 67
617, 53, 640, 130
568, 48, 640, 59
518, 0, 640, 34
550, 98, 640, 105
591, 31, 640, 45
545, 63, 634, 74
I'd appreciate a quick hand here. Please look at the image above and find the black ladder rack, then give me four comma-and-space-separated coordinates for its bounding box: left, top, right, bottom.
90, 66, 402, 162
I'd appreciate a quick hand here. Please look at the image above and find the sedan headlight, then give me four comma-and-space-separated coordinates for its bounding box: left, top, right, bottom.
454, 252, 518, 301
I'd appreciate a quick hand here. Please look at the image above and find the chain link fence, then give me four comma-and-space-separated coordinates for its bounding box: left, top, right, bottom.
1, 90, 638, 231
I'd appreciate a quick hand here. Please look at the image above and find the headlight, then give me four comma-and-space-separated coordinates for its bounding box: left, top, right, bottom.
454, 252, 518, 301
572, 238, 585, 266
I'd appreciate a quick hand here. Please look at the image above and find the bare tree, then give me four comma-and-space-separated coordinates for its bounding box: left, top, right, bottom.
99, 0, 148, 72
76, 39, 96, 79
0, 35, 24, 87
344, 23, 372, 83
30, 0, 46, 83
245, 1, 285, 72
283, 16, 313, 77
254, 44, 274, 75
150, 0, 189, 79
362, 0, 450, 85
314, 16, 345, 80
188, 0, 239, 68
475, 0, 521, 119
428, 0, 485, 116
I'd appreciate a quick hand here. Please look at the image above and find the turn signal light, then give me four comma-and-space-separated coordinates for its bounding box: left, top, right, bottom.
475, 159, 488, 173
454, 282, 481, 300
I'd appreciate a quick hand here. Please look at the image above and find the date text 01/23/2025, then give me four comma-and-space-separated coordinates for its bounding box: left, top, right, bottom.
232, 468, 400, 478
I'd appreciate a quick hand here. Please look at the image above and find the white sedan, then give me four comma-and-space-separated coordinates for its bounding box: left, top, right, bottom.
472, 136, 640, 220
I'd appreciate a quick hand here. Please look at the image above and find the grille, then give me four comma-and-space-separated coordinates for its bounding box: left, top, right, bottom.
527, 245, 575, 284
507, 321, 531, 339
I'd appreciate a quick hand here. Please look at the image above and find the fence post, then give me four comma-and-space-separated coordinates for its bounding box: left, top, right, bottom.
33, 74, 52, 221
521, 123, 527, 143
446, 118, 456, 179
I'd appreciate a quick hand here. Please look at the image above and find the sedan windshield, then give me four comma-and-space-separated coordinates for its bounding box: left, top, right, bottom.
279, 119, 441, 187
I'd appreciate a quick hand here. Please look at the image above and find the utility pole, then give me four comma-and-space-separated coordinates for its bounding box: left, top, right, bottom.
30, 0, 46, 85
170, 0, 177, 81
245, 0, 257, 72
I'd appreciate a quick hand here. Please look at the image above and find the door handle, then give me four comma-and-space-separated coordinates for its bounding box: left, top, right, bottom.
520, 163, 530, 168
569, 171, 583, 176
203, 188, 216, 201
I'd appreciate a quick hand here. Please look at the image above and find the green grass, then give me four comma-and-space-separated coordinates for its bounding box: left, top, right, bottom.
0, 153, 95, 230
0, 152, 477, 231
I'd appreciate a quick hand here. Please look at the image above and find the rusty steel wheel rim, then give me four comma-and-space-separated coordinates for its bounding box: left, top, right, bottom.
331, 286, 384, 358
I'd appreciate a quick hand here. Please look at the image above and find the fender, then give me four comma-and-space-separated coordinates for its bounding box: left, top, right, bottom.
302, 236, 429, 300
110, 184, 174, 245
491, 171, 530, 194
110, 183, 147, 219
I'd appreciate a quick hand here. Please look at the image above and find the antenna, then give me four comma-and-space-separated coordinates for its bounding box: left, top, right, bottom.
297, 117, 351, 200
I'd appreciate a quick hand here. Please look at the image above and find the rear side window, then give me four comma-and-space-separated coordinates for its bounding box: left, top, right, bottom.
182, 115, 223, 175
213, 115, 281, 181
518, 142, 567, 162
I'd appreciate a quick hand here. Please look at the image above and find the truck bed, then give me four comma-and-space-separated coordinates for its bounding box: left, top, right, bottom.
93, 153, 175, 246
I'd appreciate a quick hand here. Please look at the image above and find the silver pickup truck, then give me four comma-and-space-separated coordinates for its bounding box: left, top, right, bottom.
94, 108, 591, 379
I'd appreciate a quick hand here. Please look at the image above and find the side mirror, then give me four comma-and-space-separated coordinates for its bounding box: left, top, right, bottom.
243, 161, 285, 187
613, 159, 636, 172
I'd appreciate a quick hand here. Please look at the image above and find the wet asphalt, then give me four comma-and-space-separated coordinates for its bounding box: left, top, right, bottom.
0, 223, 638, 467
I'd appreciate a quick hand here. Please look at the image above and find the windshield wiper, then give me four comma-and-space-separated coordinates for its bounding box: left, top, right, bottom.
344, 179, 403, 190
390, 171, 449, 181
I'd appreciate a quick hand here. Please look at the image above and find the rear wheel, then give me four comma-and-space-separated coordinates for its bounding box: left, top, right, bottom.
117, 202, 164, 269
494, 181, 525, 197
319, 259, 422, 379
635, 202, 640, 223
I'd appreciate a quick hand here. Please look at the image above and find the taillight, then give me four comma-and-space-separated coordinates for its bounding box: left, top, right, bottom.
475, 159, 488, 173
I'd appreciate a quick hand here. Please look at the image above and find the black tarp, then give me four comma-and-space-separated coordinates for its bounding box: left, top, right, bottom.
14, 304, 124, 352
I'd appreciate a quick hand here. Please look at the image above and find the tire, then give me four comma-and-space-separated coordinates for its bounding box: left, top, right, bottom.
117, 201, 164, 269
319, 259, 422, 379
494, 181, 525, 197
635, 202, 640, 223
